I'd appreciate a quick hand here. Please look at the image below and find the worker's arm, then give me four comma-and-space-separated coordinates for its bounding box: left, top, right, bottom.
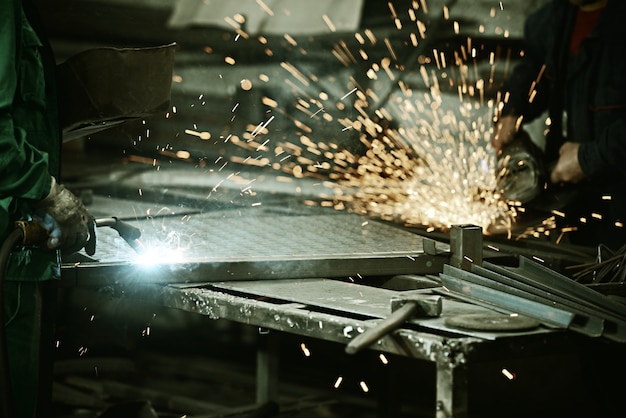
0, 2, 52, 202
499, 4, 554, 122
492, 3, 555, 153
578, 118, 626, 180
1, 3, 95, 255
552, 115, 626, 184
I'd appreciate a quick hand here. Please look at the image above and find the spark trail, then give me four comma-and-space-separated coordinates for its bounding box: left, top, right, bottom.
225, 2, 517, 232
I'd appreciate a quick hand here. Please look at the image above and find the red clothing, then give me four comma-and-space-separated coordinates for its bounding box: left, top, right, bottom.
569, 6, 605, 54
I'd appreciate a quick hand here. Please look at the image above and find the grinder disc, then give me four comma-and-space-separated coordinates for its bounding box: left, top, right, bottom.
444, 313, 540, 331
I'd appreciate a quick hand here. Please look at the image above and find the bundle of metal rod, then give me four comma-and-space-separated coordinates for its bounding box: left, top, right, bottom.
568, 244, 626, 284
439, 257, 626, 343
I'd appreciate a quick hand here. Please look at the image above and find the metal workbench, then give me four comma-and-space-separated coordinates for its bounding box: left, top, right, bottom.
60, 196, 592, 418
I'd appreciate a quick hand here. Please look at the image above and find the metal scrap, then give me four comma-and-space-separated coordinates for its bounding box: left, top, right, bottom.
440, 258, 626, 342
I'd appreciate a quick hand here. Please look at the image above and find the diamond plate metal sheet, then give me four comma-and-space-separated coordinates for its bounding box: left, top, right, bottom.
62, 209, 450, 284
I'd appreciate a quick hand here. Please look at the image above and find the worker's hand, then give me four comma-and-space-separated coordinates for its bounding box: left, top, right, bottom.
35, 177, 96, 255
491, 115, 520, 155
550, 142, 585, 185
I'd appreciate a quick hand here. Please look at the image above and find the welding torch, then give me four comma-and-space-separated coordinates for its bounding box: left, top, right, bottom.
14, 216, 143, 253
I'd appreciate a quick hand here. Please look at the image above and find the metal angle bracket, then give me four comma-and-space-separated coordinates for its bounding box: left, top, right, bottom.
517, 256, 626, 319
480, 259, 626, 342
469, 264, 605, 338
440, 265, 575, 329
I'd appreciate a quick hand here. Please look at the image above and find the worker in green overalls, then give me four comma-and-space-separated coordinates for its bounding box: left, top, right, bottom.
1, 1, 95, 417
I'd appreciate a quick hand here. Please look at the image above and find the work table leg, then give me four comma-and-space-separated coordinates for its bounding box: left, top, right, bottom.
436, 364, 468, 418
256, 331, 280, 404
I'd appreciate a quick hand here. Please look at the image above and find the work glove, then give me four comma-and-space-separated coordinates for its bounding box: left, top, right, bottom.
34, 176, 96, 256
491, 115, 521, 154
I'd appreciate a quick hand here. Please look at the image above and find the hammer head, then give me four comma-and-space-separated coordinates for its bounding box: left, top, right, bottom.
391, 293, 442, 317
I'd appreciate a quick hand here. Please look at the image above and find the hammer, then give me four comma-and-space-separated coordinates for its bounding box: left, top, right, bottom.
345, 293, 442, 355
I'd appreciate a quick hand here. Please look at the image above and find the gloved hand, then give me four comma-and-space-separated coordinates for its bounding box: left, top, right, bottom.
491, 115, 522, 154
34, 176, 96, 256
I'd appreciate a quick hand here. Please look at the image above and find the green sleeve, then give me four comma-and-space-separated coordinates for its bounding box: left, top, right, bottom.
0, 1, 52, 203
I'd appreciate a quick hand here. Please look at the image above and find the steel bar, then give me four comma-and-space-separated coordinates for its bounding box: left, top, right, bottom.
482, 260, 626, 325
473, 263, 626, 342
439, 273, 575, 329
517, 257, 626, 318
445, 263, 626, 342
468, 264, 605, 337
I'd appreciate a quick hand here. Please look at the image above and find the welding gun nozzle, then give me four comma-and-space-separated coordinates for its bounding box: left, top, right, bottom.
94, 217, 143, 254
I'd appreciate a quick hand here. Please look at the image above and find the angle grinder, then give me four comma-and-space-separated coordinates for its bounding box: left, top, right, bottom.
496, 129, 547, 203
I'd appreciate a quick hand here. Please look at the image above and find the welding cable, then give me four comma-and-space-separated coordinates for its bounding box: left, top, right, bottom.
0, 220, 50, 418
0, 218, 141, 418
0, 228, 23, 418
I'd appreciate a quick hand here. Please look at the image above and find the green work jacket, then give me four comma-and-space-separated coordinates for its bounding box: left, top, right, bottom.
1, 0, 61, 281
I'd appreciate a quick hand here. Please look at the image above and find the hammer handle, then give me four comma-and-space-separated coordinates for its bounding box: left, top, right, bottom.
345, 302, 417, 355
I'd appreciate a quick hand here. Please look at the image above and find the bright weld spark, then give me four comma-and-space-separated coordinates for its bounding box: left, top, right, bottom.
501, 368, 515, 380
133, 239, 187, 267
359, 381, 370, 393
340, 87, 358, 100
256, 0, 274, 16
253, 116, 275, 137
379, 354, 389, 365
300, 343, 311, 357
185, 129, 211, 140
311, 107, 325, 118
334, 376, 343, 389
322, 14, 336, 32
